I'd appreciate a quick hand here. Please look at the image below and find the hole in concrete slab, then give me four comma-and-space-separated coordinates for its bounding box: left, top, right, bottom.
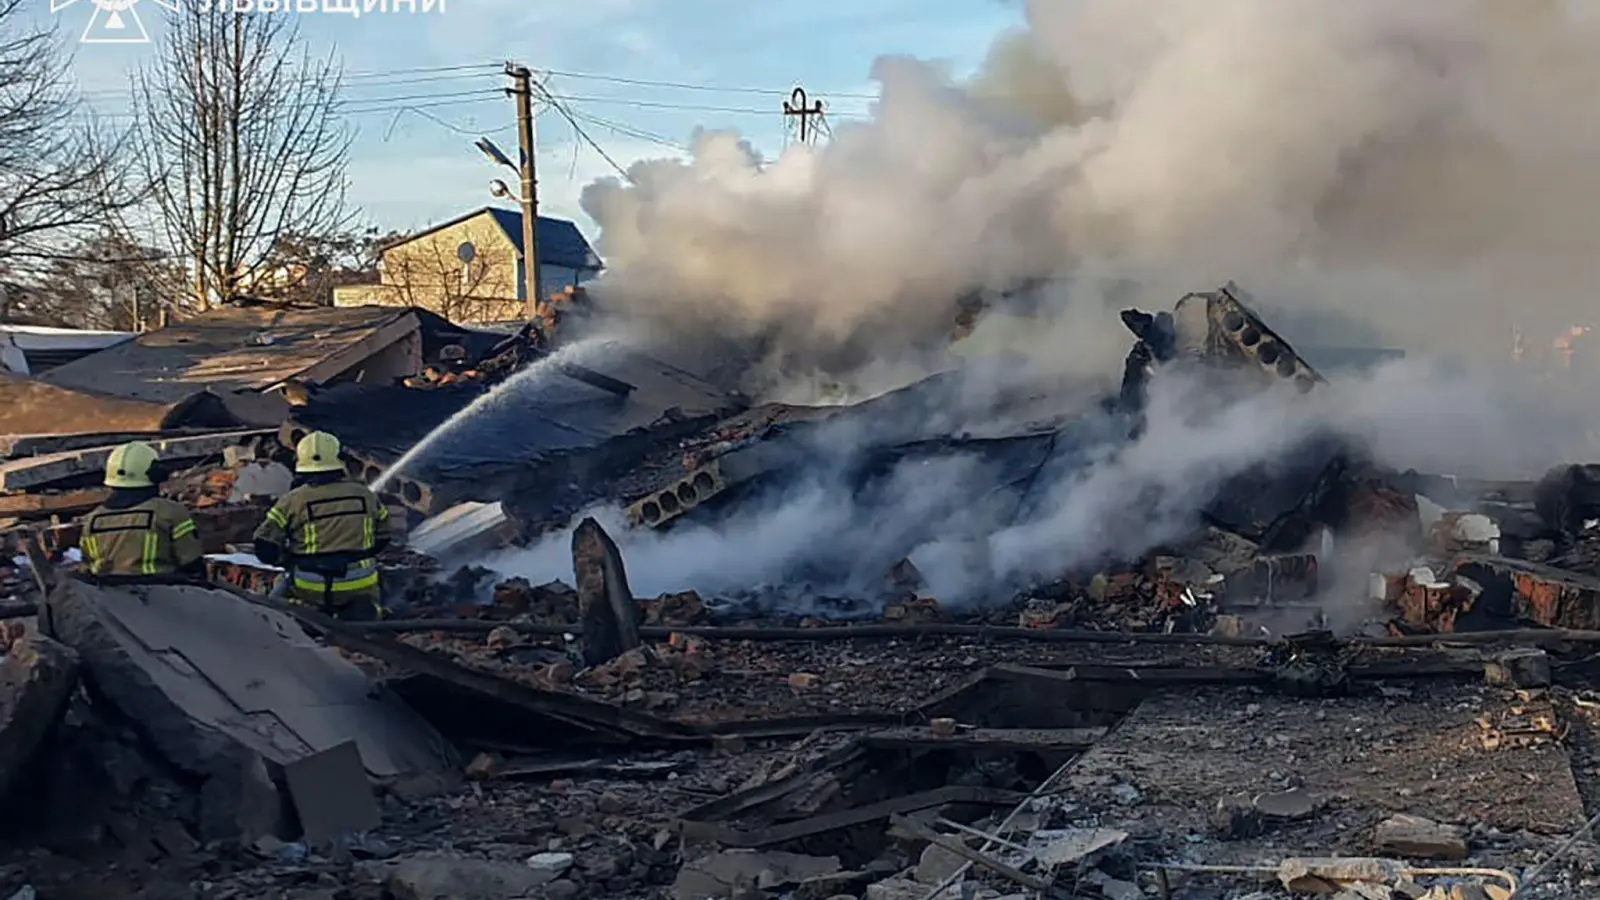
692, 472, 716, 495
659, 492, 680, 514
1239, 328, 1260, 346
1296, 375, 1316, 393
676, 482, 698, 505
402, 482, 422, 504
1223, 311, 1245, 331
345, 459, 363, 477
678, 665, 1155, 868
364, 465, 382, 482
1275, 356, 1296, 377
289, 429, 306, 446
1257, 342, 1279, 364
641, 501, 661, 524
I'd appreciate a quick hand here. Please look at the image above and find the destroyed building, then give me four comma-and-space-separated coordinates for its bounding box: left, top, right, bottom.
0, 284, 1598, 899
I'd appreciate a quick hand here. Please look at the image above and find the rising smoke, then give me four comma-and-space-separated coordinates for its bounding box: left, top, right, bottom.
490, 0, 1600, 607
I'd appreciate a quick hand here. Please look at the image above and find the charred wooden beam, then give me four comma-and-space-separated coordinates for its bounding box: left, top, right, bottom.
860, 726, 1106, 753
571, 517, 642, 667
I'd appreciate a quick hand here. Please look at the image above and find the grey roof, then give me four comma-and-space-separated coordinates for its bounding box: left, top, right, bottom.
39, 303, 422, 405
388, 206, 601, 272
291, 341, 735, 481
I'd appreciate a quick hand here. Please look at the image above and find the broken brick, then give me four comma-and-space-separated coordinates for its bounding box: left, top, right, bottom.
1395, 568, 1476, 633
1373, 814, 1468, 861
643, 590, 708, 627
484, 625, 519, 653
490, 578, 534, 615
1484, 648, 1552, 689
464, 752, 499, 780
1453, 555, 1600, 630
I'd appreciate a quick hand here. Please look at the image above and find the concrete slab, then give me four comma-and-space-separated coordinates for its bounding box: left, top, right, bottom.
0, 635, 78, 797
282, 740, 381, 843
1062, 683, 1584, 862
44, 579, 456, 839
408, 501, 513, 560
0, 429, 271, 491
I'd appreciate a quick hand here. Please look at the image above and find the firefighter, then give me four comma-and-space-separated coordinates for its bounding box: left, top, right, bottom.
253, 431, 395, 621
81, 441, 204, 581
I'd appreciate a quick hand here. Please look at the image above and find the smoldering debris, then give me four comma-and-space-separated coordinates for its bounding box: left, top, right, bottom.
9, 292, 1600, 898
353, 282, 1504, 647
449, 284, 1352, 633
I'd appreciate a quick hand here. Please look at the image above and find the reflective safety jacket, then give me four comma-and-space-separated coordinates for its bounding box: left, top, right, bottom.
253, 479, 394, 596
82, 497, 203, 578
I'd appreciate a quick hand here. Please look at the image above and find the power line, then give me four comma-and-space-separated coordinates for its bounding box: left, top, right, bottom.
337, 70, 497, 87
568, 111, 688, 153
72, 94, 505, 122
77, 70, 498, 103
532, 85, 629, 179
538, 67, 877, 100
543, 93, 868, 117
343, 62, 499, 78
380, 105, 515, 140
335, 87, 501, 105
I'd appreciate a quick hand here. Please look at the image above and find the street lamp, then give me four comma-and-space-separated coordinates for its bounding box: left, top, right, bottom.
476, 134, 541, 316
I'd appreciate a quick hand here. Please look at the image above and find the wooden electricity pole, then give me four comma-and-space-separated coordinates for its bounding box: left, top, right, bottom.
783, 87, 825, 145
506, 64, 544, 317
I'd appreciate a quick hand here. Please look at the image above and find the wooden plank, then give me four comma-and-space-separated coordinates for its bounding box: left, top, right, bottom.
677, 743, 869, 824
680, 785, 1023, 848
991, 662, 1267, 686
861, 726, 1107, 753
0, 488, 108, 518
889, 814, 1051, 890
0, 429, 270, 491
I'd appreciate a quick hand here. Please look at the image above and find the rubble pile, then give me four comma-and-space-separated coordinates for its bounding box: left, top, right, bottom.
6, 284, 1600, 899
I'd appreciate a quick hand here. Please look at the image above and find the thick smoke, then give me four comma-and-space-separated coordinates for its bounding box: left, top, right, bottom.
484, 0, 1600, 608
583, 0, 1600, 379
490, 357, 1600, 606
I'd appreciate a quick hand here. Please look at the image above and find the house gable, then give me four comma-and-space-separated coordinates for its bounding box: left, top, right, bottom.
333, 206, 600, 323
377, 206, 600, 272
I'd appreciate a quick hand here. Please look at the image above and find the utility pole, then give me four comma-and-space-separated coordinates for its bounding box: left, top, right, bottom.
783, 87, 826, 145
506, 63, 543, 318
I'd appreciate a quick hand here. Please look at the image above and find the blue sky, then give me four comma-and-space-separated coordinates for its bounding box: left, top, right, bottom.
40, 0, 1023, 239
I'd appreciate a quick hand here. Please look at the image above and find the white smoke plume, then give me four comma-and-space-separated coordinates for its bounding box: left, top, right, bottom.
583, 0, 1600, 380
488, 356, 1600, 605
484, 0, 1600, 608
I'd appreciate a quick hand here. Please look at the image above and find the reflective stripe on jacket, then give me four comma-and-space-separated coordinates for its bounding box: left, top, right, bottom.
82, 498, 203, 577
254, 478, 394, 586
290, 559, 380, 594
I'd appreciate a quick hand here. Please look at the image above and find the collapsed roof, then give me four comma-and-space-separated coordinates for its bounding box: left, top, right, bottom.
34, 304, 482, 427
289, 342, 739, 483
0, 371, 237, 437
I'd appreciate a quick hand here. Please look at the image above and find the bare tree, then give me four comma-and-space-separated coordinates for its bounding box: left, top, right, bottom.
128, 4, 354, 310
15, 231, 190, 330
381, 240, 516, 324
0, 0, 136, 287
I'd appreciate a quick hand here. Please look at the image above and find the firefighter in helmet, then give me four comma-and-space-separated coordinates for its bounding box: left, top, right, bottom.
253, 431, 395, 621
81, 441, 204, 581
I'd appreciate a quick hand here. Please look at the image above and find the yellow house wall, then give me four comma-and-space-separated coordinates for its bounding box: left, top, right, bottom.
341, 213, 525, 324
